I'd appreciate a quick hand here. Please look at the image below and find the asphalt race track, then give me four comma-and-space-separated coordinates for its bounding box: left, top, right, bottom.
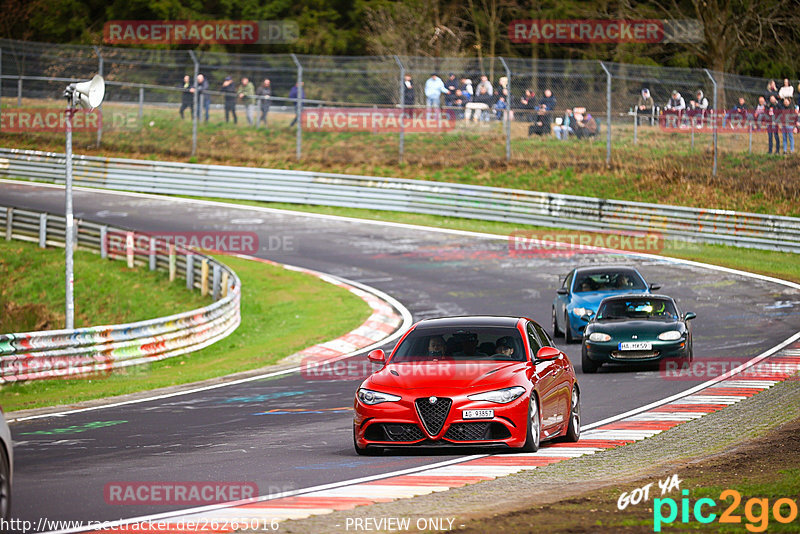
2, 182, 799, 527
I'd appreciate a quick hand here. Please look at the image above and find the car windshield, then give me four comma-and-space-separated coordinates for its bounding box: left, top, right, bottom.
596, 298, 678, 321
573, 270, 646, 293
391, 327, 526, 363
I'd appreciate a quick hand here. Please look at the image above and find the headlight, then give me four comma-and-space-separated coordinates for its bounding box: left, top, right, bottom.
468, 386, 526, 404
357, 388, 401, 405
658, 330, 683, 341
588, 332, 611, 342
573, 307, 594, 318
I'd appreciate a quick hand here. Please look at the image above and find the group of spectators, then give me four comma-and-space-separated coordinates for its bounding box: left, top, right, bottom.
635, 78, 799, 154
412, 72, 595, 139
179, 74, 299, 128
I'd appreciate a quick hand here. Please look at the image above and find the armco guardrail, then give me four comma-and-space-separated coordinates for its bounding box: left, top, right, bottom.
1, 148, 799, 253
0, 205, 241, 382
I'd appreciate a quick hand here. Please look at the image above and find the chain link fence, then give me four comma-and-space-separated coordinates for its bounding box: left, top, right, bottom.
0, 38, 797, 174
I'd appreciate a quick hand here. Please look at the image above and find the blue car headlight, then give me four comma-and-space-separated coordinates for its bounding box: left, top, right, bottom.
572, 307, 594, 319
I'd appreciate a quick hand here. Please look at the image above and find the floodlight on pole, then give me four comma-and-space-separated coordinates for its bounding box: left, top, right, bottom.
63, 74, 105, 329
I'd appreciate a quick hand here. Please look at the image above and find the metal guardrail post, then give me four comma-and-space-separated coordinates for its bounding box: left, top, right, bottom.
0, 48, 3, 123
704, 69, 718, 177
169, 244, 176, 281
17, 77, 21, 107
188, 51, 199, 157
212, 263, 221, 301
100, 225, 108, 258
633, 109, 638, 144
138, 87, 144, 120
186, 253, 194, 289
599, 62, 612, 166
499, 57, 511, 162
94, 46, 103, 148
5, 207, 12, 240
394, 55, 405, 164
290, 53, 302, 161
39, 213, 47, 248
149, 237, 156, 271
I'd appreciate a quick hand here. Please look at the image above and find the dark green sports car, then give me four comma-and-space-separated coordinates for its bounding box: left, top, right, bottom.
581, 294, 696, 373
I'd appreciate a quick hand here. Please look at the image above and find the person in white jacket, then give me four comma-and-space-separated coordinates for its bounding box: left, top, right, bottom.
424, 74, 449, 109
778, 78, 794, 100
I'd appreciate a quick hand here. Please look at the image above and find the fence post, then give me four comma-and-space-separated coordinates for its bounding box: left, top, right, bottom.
748, 123, 752, 154
138, 87, 144, 120
0, 47, 3, 124
394, 55, 405, 164
633, 110, 638, 144
704, 69, 718, 177
169, 244, 176, 281
39, 213, 47, 248
188, 50, 199, 157
599, 62, 612, 166
17, 77, 21, 107
93, 46, 104, 148
4, 207, 10, 240
126, 231, 134, 268
200, 258, 209, 296
290, 53, 303, 161
499, 57, 512, 162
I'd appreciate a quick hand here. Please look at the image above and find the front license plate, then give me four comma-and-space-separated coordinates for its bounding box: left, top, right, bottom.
619, 342, 652, 351
463, 409, 494, 419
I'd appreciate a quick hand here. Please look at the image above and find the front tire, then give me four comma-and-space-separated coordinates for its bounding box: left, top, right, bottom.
565, 313, 576, 343
552, 307, 562, 337
0, 445, 10, 521
520, 395, 541, 452
563, 387, 581, 442
581, 344, 599, 373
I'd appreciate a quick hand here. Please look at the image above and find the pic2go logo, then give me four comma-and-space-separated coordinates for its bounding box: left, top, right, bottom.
654, 489, 799, 532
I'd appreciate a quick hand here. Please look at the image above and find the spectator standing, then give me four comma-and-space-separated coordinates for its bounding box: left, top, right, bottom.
238, 77, 256, 126
726, 97, 749, 128
221, 76, 237, 123
403, 74, 415, 107
778, 78, 794, 100
765, 80, 779, 102
256, 79, 271, 128
636, 88, 654, 124
444, 73, 458, 107
289, 82, 305, 127
780, 96, 796, 154
766, 94, 781, 154
476, 75, 493, 96
196, 73, 210, 122
424, 73, 448, 109
539, 89, 556, 111
179, 75, 194, 119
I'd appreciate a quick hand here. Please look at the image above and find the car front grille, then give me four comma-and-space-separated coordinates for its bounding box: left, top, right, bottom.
415, 397, 452, 436
611, 350, 661, 359
444, 422, 490, 441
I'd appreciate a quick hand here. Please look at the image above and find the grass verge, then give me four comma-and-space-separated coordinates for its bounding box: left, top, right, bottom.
185, 197, 800, 285
0, 250, 371, 412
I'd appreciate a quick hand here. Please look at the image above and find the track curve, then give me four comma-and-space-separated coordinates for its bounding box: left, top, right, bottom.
2, 182, 799, 526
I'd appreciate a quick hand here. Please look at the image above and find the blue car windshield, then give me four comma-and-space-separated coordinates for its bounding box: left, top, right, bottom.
573, 271, 646, 293
391, 327, 526, 363
597, 298, 678, 321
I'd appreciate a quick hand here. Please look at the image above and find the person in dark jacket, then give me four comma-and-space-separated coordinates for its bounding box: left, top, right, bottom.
196, 73, 210, 122
221, 76, 237, 123
256, 78, 271, 128
403, 74, 415, 108
780, 96, 796, 154
766, 94, 781, 154
539, 89, 557, 111
529, 105, 551, 136
179, 75, 193, 119
444, 73, 458, 107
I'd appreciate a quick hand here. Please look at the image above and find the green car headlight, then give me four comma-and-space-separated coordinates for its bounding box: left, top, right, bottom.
588, 332, 611, 342
658, 330, 682, 341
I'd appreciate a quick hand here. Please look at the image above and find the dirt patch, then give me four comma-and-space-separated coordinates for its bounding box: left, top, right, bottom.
0, 299, 59, 333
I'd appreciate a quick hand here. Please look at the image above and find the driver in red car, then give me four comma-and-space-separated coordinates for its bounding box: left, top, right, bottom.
495, 337, 515, 357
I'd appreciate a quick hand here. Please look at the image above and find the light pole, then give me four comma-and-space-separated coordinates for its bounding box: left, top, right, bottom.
63, 75, 105, 329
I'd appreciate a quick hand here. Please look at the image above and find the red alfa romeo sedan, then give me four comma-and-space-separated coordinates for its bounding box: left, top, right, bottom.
353, 316, 580, 455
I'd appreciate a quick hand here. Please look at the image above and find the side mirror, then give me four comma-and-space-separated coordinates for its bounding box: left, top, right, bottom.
535, 346, 561, 361
683, 312, 696, 321
649, 283, 661, 291
367, 349, 386, 363
557, 287, 568, 295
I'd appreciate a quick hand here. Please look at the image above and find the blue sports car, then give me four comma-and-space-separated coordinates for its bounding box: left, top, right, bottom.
552, 266, 660, 343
